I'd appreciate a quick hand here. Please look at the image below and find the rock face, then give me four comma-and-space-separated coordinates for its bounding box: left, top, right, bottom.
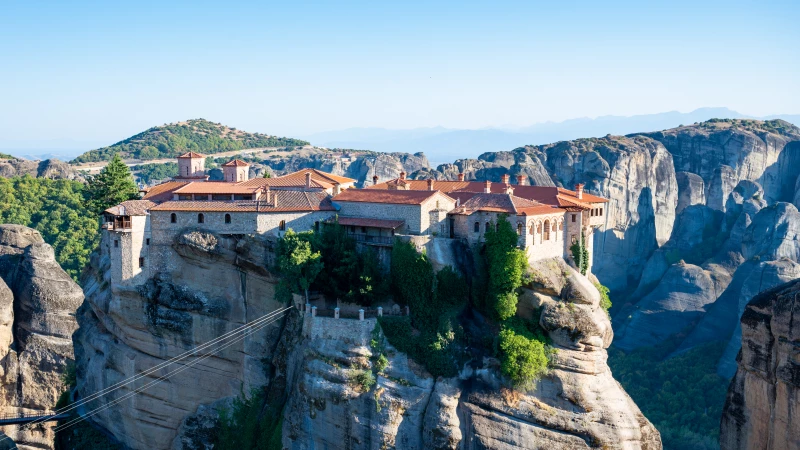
0, 225, 83, 450
255, 149, 430, 187
719, 278, 800, 450
75, 230, 289, 450
0, 157, 83, 180
281, 258, 660, 450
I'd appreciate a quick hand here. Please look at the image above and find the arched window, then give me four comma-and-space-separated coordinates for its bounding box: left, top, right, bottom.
185, 167, 189, 176
485, 222, 490, 232
279, 220, 286, 231
170, 213, 177, 223
474, 222, 480, 233
543, 220, 550, 241
559, 220, 563, 231
198, 213, 204, 224
517, 223, 523, 235
225, 214, 231, 224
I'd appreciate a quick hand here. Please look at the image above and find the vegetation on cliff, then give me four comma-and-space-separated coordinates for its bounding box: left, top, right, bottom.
72, 119, 309, 163
609, 341, 727, 450
0, 176, 98, 280
214, 389, 282, 450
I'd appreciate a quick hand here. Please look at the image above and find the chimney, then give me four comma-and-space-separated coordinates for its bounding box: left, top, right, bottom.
484, 180, 491, 194
273, 192, 278, 207
516, 175, 525, 185
506, 185, 514, 195
501, 174, 510, 185
305, 172, 312, 188
399, 171, 406, 181
456, 197, 460, 207
457, 173, 465, 182
262, 186, 271, 203
575, 183, 584, 199
427, 179, 434, 191
372, 175, 378, 185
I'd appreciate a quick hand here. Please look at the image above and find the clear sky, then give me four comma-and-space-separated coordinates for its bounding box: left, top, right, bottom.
1, 0, 798, 147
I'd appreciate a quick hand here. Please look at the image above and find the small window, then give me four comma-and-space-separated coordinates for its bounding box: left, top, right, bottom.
440, 224, 446, 234
571, 214, 576, 223
559, 221, 563, 231
198, 213, 205, 224
591, 209, 595, 217
485, 222, 490, 232
517, 223, 523, 235
138, 257, 144, 268
361, 226, 367, 233
279, 220, 286, 231
544, 220, 551, 241
114, 240, 119, 248
571, 235, 577, 244
474, 222, 480, 233
146, 238, 150, 246
171, 213, 177, 223
600, 208, 603, 216
225, 214, 231, 224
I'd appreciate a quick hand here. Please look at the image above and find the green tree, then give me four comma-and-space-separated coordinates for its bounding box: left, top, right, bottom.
276, 229, 323, 303
86, 154, 139, 214
498, 324, 549, 388
484, 215, 528, 320
570, 232, 589, 275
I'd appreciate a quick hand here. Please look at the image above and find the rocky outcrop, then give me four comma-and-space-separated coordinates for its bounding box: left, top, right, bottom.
75, 230, 290, 450
281, 258, 660, 450
0, 225, 83, 450
719, 278, 800, 450
254, 149, 430, 187
0, 157, 83, 180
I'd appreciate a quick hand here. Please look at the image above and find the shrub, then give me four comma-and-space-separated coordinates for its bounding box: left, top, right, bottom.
569, 232, 589, 275
498, 325, 549, 389
214, 389, 282, 450
594, 282, 612, 312
350, 370, 376, 392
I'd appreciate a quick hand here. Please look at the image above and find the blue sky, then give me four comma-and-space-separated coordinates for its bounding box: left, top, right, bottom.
1, 0, 798, 148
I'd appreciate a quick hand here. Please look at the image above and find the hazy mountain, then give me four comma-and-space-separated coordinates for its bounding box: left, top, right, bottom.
303, 108, 800, 163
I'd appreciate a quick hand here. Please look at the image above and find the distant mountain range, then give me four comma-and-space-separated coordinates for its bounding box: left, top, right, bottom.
2, 108, 798, 162
302, 108, 800, 164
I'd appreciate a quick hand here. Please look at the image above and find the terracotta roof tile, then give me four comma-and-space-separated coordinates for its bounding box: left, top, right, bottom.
368, 178, 609, 208
239, 176, 334, 189
177, 152, 206, 158
173, 182, 260, 195
142, 181, 190, 202
222, 159, 250, 167
332, 189, 448, 205
104, 200, 157, 216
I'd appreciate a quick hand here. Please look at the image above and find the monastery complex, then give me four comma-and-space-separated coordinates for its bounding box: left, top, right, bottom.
103, 152, 608, 285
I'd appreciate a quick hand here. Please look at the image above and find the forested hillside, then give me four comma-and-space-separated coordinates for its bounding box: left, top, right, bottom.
72, 119, 309, 163
0, 176, 98, 279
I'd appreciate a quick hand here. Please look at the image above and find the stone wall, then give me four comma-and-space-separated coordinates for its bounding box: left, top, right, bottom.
256, 211, 333, 236
337, 192, 455, 235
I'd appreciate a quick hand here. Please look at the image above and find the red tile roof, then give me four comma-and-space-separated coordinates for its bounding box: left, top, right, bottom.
286, 168, 356, 185
239, 176, 334, 190
222, 159, 250, 167
150, 190, 335, 212
332, 217, 405, 229
142, 181, 191, 202
173, 182, 260, 195
177, 152, 206, 158
332, 189, 449, 205
104, 200, 157, 216
450, 193, 561, 216
367, 178, 608, 208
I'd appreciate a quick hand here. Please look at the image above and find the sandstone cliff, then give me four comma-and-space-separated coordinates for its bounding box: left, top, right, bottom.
75, 228, 660, 450
719, 278, 800, 450
0, 157, 83, 181
75, 231, 289, 450
0, 225, 83, 450
280, 258, 660, 450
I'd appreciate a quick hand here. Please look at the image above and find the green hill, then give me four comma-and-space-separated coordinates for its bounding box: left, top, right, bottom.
71, 119, 309, 163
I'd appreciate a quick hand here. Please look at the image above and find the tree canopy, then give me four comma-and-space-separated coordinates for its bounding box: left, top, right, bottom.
275, 229, 323, 303
86, 154, 139, 214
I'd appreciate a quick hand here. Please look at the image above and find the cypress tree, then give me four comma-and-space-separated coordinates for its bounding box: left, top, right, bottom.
87, 154, 139, 214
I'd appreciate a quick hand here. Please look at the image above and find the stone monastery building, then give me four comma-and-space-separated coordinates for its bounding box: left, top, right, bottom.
103, 152, 608, 285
